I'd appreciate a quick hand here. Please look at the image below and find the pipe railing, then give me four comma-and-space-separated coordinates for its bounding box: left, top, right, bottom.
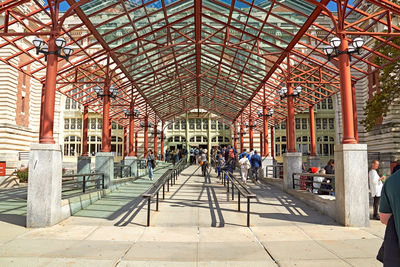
265, 164, 283, 179
62, 172, 105, 196
223, 170, 256, 227
142, 158, 187, 226
292, 172, 335, 195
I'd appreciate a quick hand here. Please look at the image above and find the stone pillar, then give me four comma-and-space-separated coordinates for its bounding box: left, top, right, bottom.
77, 156, 91, 188
307, 156, 321, 169
124, 156, 138, 177
27, 144, 62, 228
334, 144, 369, 227
262, 157, 274, 178
283, 152, 302, 192
95, 152, 114, 189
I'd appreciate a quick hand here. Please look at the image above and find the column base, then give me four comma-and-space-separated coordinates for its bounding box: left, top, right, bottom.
308, 156, 321, 169
262, 157, 274, 178
124, 156, 137, 177
95, 152, 114, 189
335, 144, 369, 227
77, 156, 91, 188
283, 152, 302, 192
27, 144, 62, 228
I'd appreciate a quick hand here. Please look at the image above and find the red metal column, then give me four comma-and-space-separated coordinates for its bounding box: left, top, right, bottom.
101, 81, 111, 152
271, 127, 275, 160
240, 124, 244, 153
287, 83, 296, 152
309, 106, 317, 156
259, 132, 263, 156
153, 122, 158, 160
144, 117, 148, 157
233, 122, 238, 151
249, 118, 254, 150
123, 126, 127, 157
39, 83, 45, 140
338, 36, 357, 144
352, 84, 359, 143
134, 132, 138, 157
39, 36, 58, 144
128, 104, 135, 156
161, 122, 165, 161
82, 105, 89, 156
263, 105, 269, 156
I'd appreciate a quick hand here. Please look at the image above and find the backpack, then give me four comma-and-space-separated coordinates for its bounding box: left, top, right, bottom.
228, 149, 235, 159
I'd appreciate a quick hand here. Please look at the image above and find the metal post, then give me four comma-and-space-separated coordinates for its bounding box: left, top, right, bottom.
227, 176, 230, 193
338, 36, 357, 144
147, 197, 151, 227
156, 192, 159, 211
232, 182, 234, 200
144, 116, 149, 157
247, 198, 250, 227
154, 122, 158, 160
263, 105, 269, 156
82, 105, 89, 156
39, 35, 58, 144
101, 81, 111, 152
82, 175, 86, 193
129, 103, 135, 156
309, 106, 317, 156
249, 118, 254, 151
163, 184, 165, 199
238, 191, 240, 211
287, 83, 296, 153
161, 122, 165, 160
102, 174, 105, 189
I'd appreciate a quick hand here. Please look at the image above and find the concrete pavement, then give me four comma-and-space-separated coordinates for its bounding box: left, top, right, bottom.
0, 165, 385, 266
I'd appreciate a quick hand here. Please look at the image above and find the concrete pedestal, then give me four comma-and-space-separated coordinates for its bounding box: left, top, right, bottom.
27, 144, 62, 228
124, 156, 137, 177
334, 144, 369, 227
308, 156, 321, 169
283, 152, 302, 192
262, 157, 274, 178
95, 152, 114, 189
77, 156, 91, 188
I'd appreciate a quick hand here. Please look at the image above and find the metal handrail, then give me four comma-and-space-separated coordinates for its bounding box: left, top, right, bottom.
292, 172, 335, 195
223, 170, 256, 227
62, 172, 105, 194
265, 164, 283, 179
142, 158, 187, 226
114, 163, 132, 178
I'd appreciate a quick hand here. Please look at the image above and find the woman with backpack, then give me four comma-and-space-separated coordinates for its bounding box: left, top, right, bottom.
146, 149, 156, 181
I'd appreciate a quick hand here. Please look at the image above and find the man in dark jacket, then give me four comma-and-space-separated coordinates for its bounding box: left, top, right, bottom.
324, 159, 335, 174
379, 171, 400, 266
250, 150, 262, 183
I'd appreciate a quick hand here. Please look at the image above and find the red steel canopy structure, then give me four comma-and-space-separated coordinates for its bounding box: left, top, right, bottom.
0, 0, 399, 150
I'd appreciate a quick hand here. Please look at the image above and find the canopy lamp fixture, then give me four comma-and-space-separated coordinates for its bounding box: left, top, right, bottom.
278, 86, 302, 100
257, 108, 274, 118
94, 85, 118, 99
323, 37, 364, 61
124, 108, 140, 118
33, 37, 73, 61
140, 121, 153, 128
245, 121, 257, 128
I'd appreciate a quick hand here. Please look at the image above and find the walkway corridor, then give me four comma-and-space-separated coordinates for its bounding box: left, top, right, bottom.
0, 165, 385, 266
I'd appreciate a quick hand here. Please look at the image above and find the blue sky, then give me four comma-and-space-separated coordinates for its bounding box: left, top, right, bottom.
53, 0, 350, 12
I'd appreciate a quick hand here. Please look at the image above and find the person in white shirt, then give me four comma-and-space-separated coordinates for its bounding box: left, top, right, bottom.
369, 160, 385, 220
313, 168, 325, 194
239, 154, 251, 183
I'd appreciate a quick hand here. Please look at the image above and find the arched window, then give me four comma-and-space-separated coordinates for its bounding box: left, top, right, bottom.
111, 136, 123, 156
296, 136, 310, 156
88, 136, 101, 156
64, 136, 81, 156
224, 137, 230, 142
211, 136, 217, 142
